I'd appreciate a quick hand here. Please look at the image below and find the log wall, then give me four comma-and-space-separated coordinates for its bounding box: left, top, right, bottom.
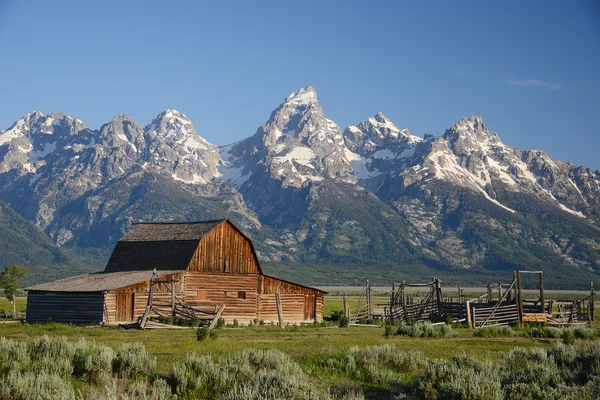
188, 222, 260, 274
184, 272, 259, 324
104, 273, 185, 323
27, 291, 104, 324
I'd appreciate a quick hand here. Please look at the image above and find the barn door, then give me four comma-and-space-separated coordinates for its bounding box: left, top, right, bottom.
304, 295, 315, 321
116, 293, 134, 321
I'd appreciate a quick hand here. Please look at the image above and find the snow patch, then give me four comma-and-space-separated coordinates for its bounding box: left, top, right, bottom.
28, 141, 57, 161
272, 146, 316, 166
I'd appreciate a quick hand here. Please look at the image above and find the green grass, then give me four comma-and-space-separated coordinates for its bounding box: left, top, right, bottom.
0, 296, 26, 313
0, 296, 583, 398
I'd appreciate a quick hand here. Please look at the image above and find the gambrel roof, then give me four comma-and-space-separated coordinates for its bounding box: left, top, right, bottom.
103, 219, 262, 274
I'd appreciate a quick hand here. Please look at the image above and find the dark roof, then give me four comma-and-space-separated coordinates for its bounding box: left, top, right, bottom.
103, 219, 226, 273
26, 270, 183, 292
121, 219, 226, 242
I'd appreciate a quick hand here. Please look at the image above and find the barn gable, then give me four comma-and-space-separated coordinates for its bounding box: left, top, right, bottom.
103, 219, 262, 275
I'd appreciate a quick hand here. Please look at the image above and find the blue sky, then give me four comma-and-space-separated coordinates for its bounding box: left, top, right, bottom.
1, 0, 599, 169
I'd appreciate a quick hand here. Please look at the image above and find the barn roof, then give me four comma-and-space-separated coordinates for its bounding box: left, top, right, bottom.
26, 270, 183, 292
103, 219, 229, 273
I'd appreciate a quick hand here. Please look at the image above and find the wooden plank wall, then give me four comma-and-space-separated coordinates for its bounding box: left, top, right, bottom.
27, 291, 104, 324
104, 273, 185, 323
257, 293, 323, 324
188, 222, 259, 274
184, 272, 258, 324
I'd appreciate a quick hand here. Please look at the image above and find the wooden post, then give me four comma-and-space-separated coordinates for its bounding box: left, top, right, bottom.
367, 280, 372, 320
591, 282, 595, 322
458, 286, 462, 303
539, 272, 545, 314
465, 300, 472, 328
313, 295, 318, 323
171, 275, 176, 319
343, 295, 349, 320
472, 306, 477, 329
401, 280, 406, 306
516, 271, 524, 327
391, 282, 396, 309
513, 271, 518, 304
498, 282, 502, 301
275, 291, 284, 328
487, 283, 493, 303
435, 278, 442, 315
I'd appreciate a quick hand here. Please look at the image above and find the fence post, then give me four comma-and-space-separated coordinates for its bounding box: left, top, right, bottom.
516, 271, 524, 327
591, 282, 595, 322
343, 295, 349, 320
391, 282, 396, 310
366, 280, 372, 320
171, 275, 176, 319
275, 291, 284, 329
465, 300, 472, 328
487, 283, 493, 303
539, 272, 545, 314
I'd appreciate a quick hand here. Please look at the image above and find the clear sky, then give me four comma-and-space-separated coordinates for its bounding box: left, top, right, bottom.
1, 0, 599, 169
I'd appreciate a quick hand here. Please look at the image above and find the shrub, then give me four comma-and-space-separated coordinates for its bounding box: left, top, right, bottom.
216, 317, 225, 329
232, 319, 239, 328
528, 326, 563, 338
173, 349, 328, 399
72, 340, 114, 385
330, 310, 343, 322
395, 322, 453, 338
113, 342, 156, 379
419, 354, 502, 400
0, 337, 29, 376
473, 326, 514, 337
196, 327, 217, 341
563, 329, 576, 345
0, 370, 75, 400
338, 316, 349, 328
573, 326, 596, 340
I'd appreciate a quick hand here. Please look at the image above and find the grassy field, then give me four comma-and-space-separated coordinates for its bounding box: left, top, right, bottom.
1, 295, 597, 398
0, 296, 555, 375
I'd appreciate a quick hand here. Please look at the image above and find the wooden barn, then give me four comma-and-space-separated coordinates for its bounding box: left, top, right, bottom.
26, 219, 325, 325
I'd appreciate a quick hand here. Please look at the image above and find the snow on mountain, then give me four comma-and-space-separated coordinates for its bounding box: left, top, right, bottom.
1, 86, 600, 278
342, 112, 422, 181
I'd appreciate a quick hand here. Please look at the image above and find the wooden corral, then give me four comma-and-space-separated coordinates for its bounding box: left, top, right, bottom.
350, 271, 595, 328
26, 219, 325, 326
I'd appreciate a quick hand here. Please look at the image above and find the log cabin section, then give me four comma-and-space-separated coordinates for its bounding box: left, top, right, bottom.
26, 219, 326, 325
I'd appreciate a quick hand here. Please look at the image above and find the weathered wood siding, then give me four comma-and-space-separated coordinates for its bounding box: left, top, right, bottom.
104, 273, 185, 323
27, 291, 104, 324
188, 222, 259, 274
184, 272, 258, 324
256, 276, 324, 323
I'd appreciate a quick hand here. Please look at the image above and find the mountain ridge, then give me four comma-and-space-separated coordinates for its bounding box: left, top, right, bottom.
1, 87, 600, 287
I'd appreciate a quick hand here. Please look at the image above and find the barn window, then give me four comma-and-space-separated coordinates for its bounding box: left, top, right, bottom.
197, 290, 207, 300
238, 291, 246, 300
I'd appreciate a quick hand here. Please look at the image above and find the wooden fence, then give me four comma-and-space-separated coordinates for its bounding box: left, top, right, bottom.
348, 271, 595, 328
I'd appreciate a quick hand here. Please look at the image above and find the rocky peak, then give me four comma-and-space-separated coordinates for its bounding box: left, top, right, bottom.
444, 115, 493, 140
283, 86, 318, 108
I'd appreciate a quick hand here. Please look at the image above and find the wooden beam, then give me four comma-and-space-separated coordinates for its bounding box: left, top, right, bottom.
517, 271, 524, 327
343, 295, 349, 320
539, 272, 545, 314
208, 305, 226, 330
275, 291, 284, 328
466, 301, 472, 328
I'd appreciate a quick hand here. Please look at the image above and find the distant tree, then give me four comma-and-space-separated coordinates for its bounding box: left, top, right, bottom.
0, 265, 28, 313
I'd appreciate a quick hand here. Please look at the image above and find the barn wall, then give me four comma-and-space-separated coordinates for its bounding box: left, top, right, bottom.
184, 272, 258, 324
104, 273, 185, 323
27, 291, 104, 324
188, 222, 259, 275
258, 275, 324, 323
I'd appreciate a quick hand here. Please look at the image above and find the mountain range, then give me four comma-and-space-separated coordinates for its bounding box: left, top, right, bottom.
1, 86, 599, 287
